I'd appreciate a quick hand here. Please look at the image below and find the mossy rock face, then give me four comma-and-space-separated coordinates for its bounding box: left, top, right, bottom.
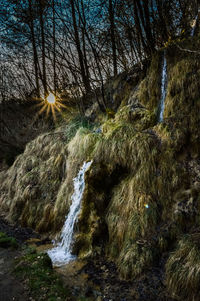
137, 51, 163, 112
1, 38, 200, 286
0, 129, 69, 234
73, 40, 200, 280
114, 105, 156, 130
73, 162, 123, 258
172, 183, 200, 229
104, 68, 143, 111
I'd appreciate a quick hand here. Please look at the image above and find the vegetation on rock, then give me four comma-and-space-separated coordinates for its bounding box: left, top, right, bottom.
0, 33, 200, 300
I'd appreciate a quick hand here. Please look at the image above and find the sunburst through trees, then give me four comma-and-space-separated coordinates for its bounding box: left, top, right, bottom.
36, 92, 67, 121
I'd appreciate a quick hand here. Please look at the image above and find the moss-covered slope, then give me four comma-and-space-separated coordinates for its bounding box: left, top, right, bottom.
1, 37, 200, 300
0, 127, 69, 233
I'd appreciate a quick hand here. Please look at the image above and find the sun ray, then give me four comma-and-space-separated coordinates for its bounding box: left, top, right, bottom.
38, 103, 48, 115
51, 105, 56, 121
57, 102, 67, 109
35, 101, 45, 108
46, 103, 51, 118
54, 104, 61, 112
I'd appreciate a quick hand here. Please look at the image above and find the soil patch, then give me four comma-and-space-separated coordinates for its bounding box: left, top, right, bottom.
0, 216, 39, 244
0, 216, 176, 301
0, 248, 30, 301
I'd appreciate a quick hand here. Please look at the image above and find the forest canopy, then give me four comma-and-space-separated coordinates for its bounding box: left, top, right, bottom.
0, 0, 199, 103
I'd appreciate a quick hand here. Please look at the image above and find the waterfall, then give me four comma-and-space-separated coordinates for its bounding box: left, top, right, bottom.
158, 52, 167, 122
191, 14, 198, 37
48, 161, 92, 267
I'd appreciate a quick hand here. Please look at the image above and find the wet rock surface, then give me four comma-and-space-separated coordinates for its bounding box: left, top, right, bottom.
80, 255, 176, 301
0, 216, 40, 243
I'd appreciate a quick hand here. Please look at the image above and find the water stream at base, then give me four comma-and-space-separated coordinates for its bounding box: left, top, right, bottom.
158, 52, 167, 122
48, 161, 92, 267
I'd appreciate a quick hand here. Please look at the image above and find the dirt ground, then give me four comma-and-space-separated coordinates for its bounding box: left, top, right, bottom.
0, 217, 39, 301
0, 248, 29, 301
0, 217, 176, 301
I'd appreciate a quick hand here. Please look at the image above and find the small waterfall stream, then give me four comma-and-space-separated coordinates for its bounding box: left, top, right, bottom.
191, 14, 198, 36
48, 161, 92, 267
158, 52, 167, 122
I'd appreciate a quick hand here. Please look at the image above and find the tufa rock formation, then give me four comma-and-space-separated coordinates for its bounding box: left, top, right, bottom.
1, 37, 200, 300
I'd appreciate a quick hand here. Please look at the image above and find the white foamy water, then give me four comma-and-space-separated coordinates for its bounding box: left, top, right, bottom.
48, 161, 92, 267
158, 52, 167, 122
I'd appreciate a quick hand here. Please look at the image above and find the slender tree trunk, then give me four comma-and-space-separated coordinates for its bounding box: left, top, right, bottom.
79, 0, 91, 88
108, 0, 118, 76
133, 0, 148, 55
39, 0, 47, 97
76, 1, 106, 111
28, 0, 40, 98
142, 0, 155, 52
134, 0, 154, 55
52, 0, 57, 95
70, 0, 91, 94
155, 0, 168, 43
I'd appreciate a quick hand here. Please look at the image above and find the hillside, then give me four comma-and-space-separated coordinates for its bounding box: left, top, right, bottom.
0, 100, 51, 168
1, 36, 200, 300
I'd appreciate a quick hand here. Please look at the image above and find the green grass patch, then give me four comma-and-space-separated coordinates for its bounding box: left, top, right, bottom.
0, 232, 18, 249
14, 248, 71, 301
65, 115, 98, 143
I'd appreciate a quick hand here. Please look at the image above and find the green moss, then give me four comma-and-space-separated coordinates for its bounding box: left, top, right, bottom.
106, 107, 115, 118
14, 249, 70, 301
77, 297, 91, 301
1, 38, 200, 284
165, 57, 200, 120
114, 105, 156, 130
64, 115, 98, 143
0, 232, 18, 249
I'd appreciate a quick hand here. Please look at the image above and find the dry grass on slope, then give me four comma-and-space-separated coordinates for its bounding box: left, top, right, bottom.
166, 234, 200, 301
0, 128, 68, 233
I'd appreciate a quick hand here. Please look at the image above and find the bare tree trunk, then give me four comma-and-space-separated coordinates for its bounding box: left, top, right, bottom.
39, 0, 47, 97
142, 0, 155, 52
52, 0, 57, 95
28, 0, 40, 98
132, 0, 148, 55
76, 4, 106, 111
108, 0, 118, 76
155, 0, 168, 42
70, 0, 91, 95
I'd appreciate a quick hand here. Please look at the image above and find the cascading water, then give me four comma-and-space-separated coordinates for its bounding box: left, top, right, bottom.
158, 52, 167, 122
191, 14, 198, 37
48, 161, 92, 267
